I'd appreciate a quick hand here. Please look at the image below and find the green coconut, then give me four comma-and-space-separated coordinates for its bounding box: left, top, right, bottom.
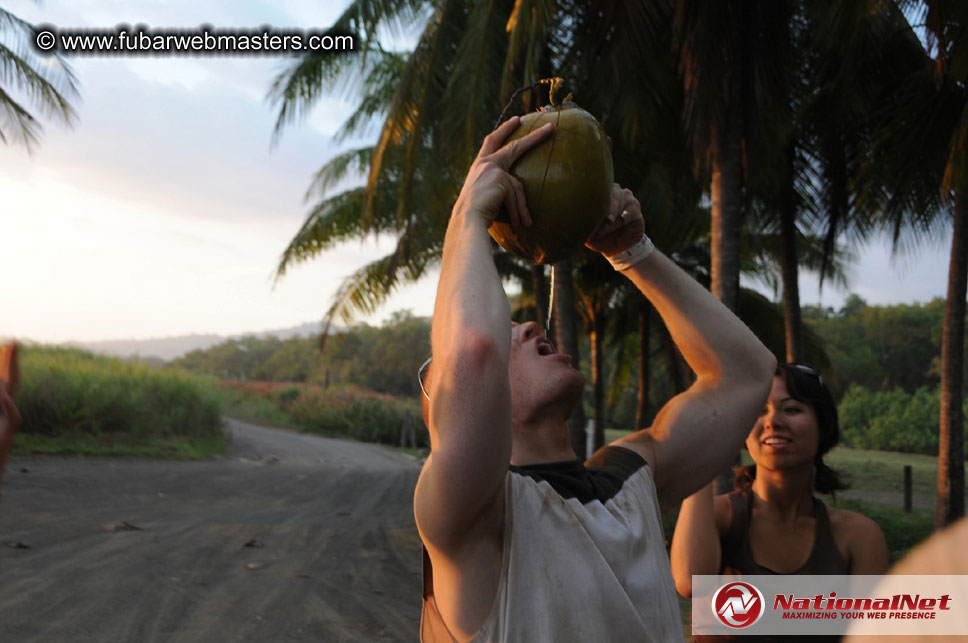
489, 103, 614, 265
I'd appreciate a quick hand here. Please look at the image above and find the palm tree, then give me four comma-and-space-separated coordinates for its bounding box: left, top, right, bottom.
779, 1, 931, 368
856, 0, 967, 526
672, 1, 892, 368
669, 1, 794, 493
919, 0, 968, 528
672, 1, 791, 313
270, 1, 478, 324
269, 0, 689, 456
271, 1, 864, 473
0, 5, 78, 150
272, 0, 600, 326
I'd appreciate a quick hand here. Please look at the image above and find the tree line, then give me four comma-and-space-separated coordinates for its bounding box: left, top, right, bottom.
174, 310, 431, 399
174, 297, 955, 436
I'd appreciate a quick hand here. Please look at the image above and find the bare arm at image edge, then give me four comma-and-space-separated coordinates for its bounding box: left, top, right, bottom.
0, 359, 22, 501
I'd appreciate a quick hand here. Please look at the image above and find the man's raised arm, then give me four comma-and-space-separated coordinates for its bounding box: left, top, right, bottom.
414, 118, 554, 553
588, 187, 776, 511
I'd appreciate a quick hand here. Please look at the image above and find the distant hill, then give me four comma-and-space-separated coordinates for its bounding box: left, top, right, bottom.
72, 321, 336, 362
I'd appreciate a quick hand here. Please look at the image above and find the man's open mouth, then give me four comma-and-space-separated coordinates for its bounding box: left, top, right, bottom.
537, 338, 557, 356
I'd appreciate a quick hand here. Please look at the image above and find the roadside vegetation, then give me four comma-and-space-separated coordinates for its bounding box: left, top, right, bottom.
12, 318, 429, 460
218, 380, 423, 449
14, 346, 226, 459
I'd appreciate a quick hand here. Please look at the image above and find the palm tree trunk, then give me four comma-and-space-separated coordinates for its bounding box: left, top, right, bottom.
937, 190, 967, 528
710, 98, 744, 313
711, 86, 744, 494
591, 312, 605, 452
532, 264, 549, 332
552, 259, 587, 460
636, 298, 653, 429
779, 148, 804, 363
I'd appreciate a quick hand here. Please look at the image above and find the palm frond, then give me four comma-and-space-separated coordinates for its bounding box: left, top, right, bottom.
324, 254, 402, 325
267, 46, 368, 141
329, 0, 429, 42
267, 0, 431, 141
363, 7, 443, 225
501, 0, 557, 104
0, 85, 38, 147
304, 146, 373, 202
275, 187, 368, 281
440, 0, 513, 163
794, 1, 933, 284
383, 0, 467, 230
322, 227, 442, 325
333, 49, 408, 142
743, 226, 855, 294
0, 8, 78, 150
942, 100, 968, 196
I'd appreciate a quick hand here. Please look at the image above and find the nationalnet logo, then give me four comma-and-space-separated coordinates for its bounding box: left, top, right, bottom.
772, 590, 951, 621
694, 575, 968, 636
712, 581, 765, 628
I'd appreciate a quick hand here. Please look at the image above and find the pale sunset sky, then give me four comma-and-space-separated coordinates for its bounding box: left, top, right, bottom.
2, 0, 952, 345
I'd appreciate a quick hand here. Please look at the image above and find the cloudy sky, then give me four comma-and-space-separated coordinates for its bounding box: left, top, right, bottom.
2, 0, 952, 345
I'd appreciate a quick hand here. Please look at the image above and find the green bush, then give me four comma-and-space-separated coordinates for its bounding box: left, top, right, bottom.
289, 388, 424, 446
217, 380, 426, 447
273, 385, 302, 407
839, 384, 966, 456
17, 346, 223, 441
834, 497, 934, 563
215, 385, 293, 428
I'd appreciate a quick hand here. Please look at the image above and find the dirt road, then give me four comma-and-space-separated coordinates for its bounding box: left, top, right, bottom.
0, 419, 424, 642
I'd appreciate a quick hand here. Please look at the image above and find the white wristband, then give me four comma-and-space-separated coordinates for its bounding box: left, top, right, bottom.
606, 234, 656, 271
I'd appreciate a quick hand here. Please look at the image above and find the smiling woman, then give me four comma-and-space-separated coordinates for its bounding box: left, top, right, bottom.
735, 364, 846, 496
670, 363, 891, 639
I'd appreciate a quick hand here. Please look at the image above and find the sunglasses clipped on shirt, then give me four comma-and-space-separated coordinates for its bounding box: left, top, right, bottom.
418, 357, 432, 401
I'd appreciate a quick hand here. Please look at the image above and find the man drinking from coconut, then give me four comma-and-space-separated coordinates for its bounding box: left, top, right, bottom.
415, 116, 776, 642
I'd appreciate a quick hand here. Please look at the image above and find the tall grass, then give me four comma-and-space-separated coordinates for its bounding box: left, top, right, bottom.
291, 388, 422, 444
214, 382, 295, 428
16, 346, 224, 456
220, 380, 426, 447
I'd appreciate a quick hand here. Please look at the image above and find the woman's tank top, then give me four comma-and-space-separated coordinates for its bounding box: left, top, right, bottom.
720, 487, 848, 576
694, 488, 848, 642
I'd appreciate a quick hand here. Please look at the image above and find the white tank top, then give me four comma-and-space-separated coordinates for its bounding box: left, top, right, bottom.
421, 446, 684, 642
